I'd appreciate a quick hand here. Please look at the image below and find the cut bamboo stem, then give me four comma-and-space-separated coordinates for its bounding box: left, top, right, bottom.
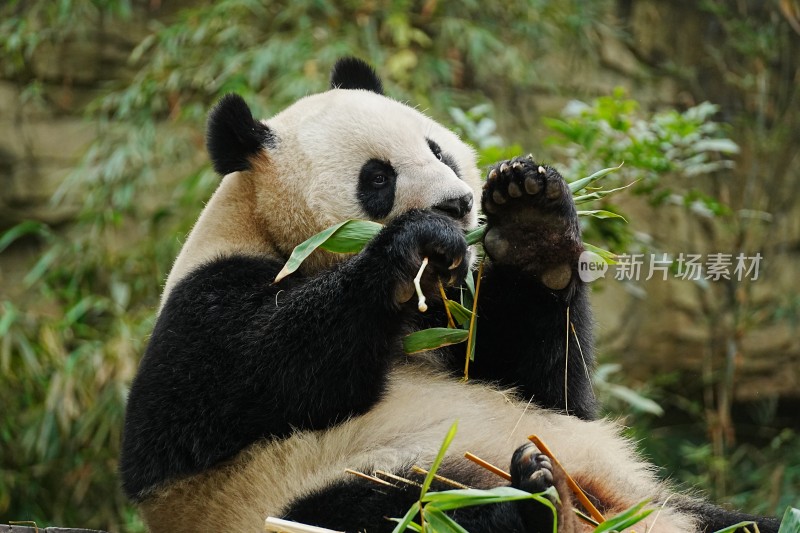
412, 465, 471, 489
437, 281, 456, 329
463, 451, 511, 481
344, 468, 395, 488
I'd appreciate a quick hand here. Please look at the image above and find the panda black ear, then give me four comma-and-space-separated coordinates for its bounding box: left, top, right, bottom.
330, 57, 384, 95
206, 94, 275, 176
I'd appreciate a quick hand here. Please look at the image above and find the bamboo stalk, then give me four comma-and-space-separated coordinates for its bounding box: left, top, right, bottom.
374, 469, 422, 488
463, 451, 511, 481
437, 280, 456, 329
344, 468, 395, 488
412, 465, 471, 489
464, 258, 484, 380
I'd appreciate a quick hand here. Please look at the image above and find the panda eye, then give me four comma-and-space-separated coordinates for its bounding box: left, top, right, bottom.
372, 174, 388, 187
427, 139, 443, 161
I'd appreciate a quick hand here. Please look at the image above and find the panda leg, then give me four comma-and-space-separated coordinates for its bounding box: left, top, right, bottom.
282, 442, 574, 533
468, 156, 597, 419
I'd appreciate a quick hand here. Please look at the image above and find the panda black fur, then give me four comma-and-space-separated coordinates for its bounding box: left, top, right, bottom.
120, 58, 780, 533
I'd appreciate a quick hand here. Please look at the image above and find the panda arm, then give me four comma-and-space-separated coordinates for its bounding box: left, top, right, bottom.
120, 210, 468, 500
452, 157, 597, 419
468, 264, 597, 420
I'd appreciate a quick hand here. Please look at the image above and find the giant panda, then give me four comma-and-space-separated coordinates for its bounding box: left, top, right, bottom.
119, 58, 779, 533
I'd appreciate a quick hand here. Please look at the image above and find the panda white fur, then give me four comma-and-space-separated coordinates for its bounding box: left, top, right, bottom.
120, 58, 779, 533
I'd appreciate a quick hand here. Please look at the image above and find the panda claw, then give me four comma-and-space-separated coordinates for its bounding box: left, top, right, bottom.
488, 168, 498, 182
527, 153, 535, 161
500, 162, 510, 174
448, 256, 463, 270
538, 165, 546, 174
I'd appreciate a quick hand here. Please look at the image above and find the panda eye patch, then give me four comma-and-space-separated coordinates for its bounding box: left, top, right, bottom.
358, 159, 397, 219
427, 139, 443, 161
427, 138, 461, 178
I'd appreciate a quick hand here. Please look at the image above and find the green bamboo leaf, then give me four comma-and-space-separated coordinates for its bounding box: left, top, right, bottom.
465, 225, 486, 245
573, 179, 640, 205
711, 521, 757, 533
421, 507, 470, 533
582, 242, 618, 265
777, 507, 800, 533
319, 220, 383, 253
0, 221, 50, 254
390, 501, 422, 533
403, 328, 469, 354
593, 500, 652, 533
275, 220, 382, 282
568, 163, 624, 194
445, 300, 473, 327
420, 421, 459, 499
23, 246, 60, 287
467, 318, 477, 362
577, 210, 627, 222
423, 487, 543, 510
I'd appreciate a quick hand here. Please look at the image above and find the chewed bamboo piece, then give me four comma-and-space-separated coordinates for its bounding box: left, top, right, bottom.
414, 257, 429, 312
528, 434, 606, 523
265, 516, 343, 533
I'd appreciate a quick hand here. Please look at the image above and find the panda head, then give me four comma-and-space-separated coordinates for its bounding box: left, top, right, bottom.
205, 58, 481, 245
161, 58, 483, 300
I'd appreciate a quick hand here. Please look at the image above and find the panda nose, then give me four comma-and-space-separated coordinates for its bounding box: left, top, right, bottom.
433, 193, 474, 220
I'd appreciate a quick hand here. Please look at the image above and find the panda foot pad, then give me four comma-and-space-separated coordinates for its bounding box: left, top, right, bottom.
481, 156, 582, 290
511, 442, 555, 495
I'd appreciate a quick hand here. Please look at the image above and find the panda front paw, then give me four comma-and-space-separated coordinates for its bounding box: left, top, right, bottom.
481, 156, 583, 291
364, 209, 469, 307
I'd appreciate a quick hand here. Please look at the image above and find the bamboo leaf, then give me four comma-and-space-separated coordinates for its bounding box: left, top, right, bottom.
465, 225, 486, 245
403, 328, 469, 354
577, 210, 628, 222
582, 242, 618, 265
420, 421, 459, 499
319, 220, 383, 253
390, 502, 422, 533
711, 521, 757, 533
445, 300, 473, 327
0, 221, 50, 254
275, 220, 382, 283
573, 179, 640, 205
421, 507, 470, 533
568, 163, 624, 194
423, 486, 543, 510
593, 500, 652, 533
777, 507, 800, 533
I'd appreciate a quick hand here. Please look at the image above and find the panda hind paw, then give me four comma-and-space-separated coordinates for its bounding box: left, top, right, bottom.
511, 442, 555, 495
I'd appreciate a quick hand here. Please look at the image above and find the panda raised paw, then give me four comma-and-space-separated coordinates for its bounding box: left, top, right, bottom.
481, 156, 583, 291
